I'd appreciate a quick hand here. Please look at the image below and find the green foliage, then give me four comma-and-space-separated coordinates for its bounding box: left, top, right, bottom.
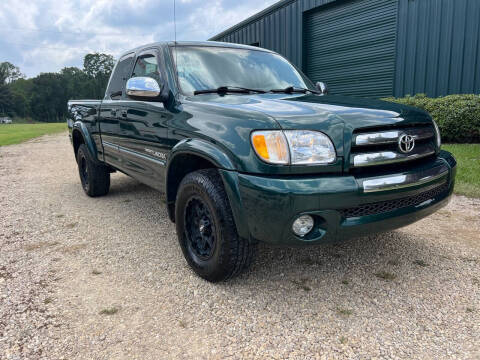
383, 94, 480, 143
0, 62, 24, 84
83, 53, 115, 99
0, 123, 66, 146
29, 73, 68, 122
0, 84, 13, 115
0, 54, 115, 122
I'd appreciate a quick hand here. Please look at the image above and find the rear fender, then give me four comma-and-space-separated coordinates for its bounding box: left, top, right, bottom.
72, 122, 99, 163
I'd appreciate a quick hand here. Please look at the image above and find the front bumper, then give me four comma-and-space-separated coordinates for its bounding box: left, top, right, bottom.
220, 151, 456, 246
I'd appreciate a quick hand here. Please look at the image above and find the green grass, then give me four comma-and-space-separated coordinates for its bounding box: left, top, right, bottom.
443, 144, 480, 198
0, 123, 67, 146
10, 117, 39, 124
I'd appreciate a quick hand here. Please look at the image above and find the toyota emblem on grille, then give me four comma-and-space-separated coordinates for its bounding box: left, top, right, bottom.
398, 134, 415, 153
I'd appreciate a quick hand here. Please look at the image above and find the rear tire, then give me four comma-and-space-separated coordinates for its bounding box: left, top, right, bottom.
76, 144, 110, 197
175, 169, 255, 282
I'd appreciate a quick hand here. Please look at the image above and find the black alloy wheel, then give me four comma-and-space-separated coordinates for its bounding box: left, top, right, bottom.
184, 196, 216, 260
79, 156, 89, 190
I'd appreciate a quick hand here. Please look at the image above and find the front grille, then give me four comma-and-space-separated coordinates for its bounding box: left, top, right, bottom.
350, 125, 436, 169
340, 182, 449, 218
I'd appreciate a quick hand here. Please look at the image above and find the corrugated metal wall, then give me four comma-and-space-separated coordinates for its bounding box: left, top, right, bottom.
395, 0, 480, 97
211, 0, 338, 69
210, 0, 480, 97
304, 0, 398, 97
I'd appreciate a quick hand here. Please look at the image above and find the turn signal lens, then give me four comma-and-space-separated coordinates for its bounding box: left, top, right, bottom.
251, 131, 289, 164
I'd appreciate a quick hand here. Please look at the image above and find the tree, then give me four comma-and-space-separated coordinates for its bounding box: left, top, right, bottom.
0, 85, 13, 116
60, 66, 91, 100
0, 62, 24, 85
83, 53, 115, 79
29, 73, 68, 122
2, 53, 115, 121
83, 53, 115, 99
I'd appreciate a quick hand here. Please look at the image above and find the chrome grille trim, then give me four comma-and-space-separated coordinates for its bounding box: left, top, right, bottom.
352, 147, 435, 167
351, 125, 437, 168
354, 127, 434, 146
360, 164, 449, 193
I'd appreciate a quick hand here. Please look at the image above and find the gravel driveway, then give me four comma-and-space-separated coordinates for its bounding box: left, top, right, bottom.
1, 133, 479, 359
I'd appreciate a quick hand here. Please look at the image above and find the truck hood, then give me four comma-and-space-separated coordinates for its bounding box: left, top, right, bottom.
186, 93, 433, 157
188, 93, 431, 128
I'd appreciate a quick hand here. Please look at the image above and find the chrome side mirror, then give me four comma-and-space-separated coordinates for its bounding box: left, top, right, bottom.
316, 81, 328, 95
126, 77, 161, 99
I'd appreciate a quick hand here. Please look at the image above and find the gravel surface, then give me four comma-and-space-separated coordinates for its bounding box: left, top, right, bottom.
1, 133, 479, 359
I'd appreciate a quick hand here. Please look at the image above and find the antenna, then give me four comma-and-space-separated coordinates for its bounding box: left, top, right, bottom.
173, 0, 177, 44
173, 0, 178, 77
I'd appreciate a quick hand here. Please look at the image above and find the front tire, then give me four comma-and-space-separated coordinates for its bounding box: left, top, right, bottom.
76, 144, 110, 197
175, 169, 255, 282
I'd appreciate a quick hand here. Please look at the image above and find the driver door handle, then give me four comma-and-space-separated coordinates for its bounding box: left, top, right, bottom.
121, 110, 128, 118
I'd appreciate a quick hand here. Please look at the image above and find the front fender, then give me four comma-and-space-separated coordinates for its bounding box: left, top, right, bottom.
166, 139, 253, 238
168, 138, 236, 171
72, 121, 99, 162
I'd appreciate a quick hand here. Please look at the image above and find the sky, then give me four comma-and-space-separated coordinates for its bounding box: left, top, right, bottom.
0, 0, 278, 78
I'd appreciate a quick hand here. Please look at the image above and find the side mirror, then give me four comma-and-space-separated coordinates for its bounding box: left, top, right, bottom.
126, 77, 163, 100
315, 81, 328, 95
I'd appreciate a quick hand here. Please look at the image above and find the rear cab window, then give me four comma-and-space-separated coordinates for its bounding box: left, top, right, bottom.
105, 53, 135, 100
132, 55, 159, 79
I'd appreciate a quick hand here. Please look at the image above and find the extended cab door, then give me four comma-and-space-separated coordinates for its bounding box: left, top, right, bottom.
115, 49, 172, 193
98, 53, 135, 168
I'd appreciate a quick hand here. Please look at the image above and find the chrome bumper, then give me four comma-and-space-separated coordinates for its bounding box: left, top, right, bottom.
359, 163, 449, 193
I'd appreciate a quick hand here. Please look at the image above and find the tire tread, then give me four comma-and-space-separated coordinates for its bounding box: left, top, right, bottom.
176, 169, 255, 282
77, 144, 110, 197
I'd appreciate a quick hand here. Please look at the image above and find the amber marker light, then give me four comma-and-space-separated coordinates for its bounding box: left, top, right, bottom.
251, 131, 289, 164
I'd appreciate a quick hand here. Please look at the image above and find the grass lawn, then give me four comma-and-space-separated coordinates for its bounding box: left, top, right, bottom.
0, 123, 67, 146
443, 144, 480, 198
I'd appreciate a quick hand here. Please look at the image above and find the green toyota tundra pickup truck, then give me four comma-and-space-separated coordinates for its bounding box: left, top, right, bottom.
68, 41, 456, 282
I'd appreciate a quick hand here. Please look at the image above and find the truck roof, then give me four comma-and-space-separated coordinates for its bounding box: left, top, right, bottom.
120, 41, 273, 58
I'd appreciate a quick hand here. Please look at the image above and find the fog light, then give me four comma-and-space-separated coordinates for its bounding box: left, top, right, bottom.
292, 215, 314, 237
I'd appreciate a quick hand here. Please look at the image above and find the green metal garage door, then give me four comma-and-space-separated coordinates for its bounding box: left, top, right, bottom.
304, 0, 398, 98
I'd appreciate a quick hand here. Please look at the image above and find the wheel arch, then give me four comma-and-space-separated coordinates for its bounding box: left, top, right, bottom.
72, 122, 98, 162
166, 139, 236, 222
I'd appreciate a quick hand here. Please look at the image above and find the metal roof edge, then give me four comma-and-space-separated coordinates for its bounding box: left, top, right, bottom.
208, 0, 295, 41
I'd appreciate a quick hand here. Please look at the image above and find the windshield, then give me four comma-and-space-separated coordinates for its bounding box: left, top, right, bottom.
172, 46, 314, 95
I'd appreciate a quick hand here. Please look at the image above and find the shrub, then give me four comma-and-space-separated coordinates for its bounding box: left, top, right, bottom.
383, 94, 480, 143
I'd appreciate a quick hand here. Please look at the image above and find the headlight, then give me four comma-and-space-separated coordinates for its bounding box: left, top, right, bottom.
433, 120, 441, 148
284, 130, 336, 164
251, 130, 336, 165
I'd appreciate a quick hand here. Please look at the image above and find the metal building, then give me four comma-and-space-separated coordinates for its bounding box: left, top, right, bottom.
210, 0, 480, 98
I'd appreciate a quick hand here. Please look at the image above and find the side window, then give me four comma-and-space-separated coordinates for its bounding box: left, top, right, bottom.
105, 53, 134, 100
131, 54, 160, 81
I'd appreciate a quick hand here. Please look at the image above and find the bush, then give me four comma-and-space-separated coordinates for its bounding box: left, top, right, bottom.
383, 94, 480, 143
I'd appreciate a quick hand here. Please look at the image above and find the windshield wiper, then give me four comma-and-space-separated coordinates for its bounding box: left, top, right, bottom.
194, 86, 266, 95
270, 86, 320, 94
